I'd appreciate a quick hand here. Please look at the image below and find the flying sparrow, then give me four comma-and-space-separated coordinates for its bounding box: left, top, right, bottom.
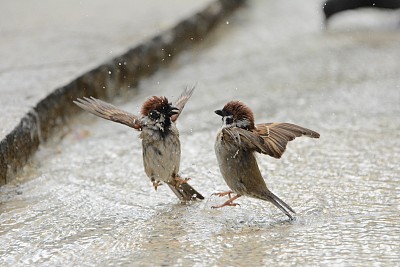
73, 86, 204, 202
213, 101, 320, 220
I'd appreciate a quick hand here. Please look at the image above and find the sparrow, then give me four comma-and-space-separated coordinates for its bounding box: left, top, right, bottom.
73, 86, 204, 202
213, 101, 320, 220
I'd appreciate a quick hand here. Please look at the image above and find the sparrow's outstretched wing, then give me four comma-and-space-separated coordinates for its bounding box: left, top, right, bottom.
253, 123, 320, 158
74, 97, 142, 130
170, 85, 195, 122
221, 127, 267, 153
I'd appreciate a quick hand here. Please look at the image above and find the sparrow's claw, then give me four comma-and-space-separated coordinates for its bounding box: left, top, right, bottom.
211, 194, 242, 209
175, 176, 191, 187
211, 191, 234, 198
152, 180, 162, 191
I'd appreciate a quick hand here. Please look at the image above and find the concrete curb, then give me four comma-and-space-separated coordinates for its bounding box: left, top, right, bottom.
0, 0, 246, 185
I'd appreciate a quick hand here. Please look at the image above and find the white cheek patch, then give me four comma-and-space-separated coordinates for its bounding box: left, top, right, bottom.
222, 115, 234, 128
222, 116, 250, 129
236, 119, 250, 128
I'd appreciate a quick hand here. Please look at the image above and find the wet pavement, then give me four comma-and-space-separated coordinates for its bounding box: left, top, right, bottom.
1, 0, 400, 266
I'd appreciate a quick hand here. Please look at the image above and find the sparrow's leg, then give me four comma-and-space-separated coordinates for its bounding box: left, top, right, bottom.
212, 194, 242, 209
211, 191, 234, 198
174, 175, 191, 188
151, 179, 162, 191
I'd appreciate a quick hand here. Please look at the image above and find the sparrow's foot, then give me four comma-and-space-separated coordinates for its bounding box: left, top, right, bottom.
211, 191, 234, 198
175, 176, 191, 187
211, 194, 242, 209
152, 180, 162, 191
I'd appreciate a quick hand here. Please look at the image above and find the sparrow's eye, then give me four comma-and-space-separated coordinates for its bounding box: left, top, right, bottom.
149, 110, 160, 120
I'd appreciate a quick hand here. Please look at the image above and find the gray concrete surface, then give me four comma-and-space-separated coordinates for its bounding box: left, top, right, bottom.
0, 0, 208, 141
0, 0, 245, 183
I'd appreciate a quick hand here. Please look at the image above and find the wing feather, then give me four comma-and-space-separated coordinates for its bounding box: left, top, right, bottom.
171, 85, 195, 122
74, 97, 141, 129
223, 127, 267, 153
254, 123, 320, 158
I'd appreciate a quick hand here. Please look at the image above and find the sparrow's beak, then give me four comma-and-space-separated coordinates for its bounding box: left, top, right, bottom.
215, 109, 224, 116
168, 107, 179, 116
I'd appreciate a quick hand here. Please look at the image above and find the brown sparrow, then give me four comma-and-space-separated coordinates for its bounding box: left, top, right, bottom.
73, 86, 204, 201
213, 101, 320, 220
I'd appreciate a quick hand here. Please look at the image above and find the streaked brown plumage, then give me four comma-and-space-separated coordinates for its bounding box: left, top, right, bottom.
73, 86, 204, 202
213, 101, 320, 220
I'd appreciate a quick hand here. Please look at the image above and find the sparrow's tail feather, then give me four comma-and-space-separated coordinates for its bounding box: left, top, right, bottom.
167, 183, 204, 202
261, 191, 295, 220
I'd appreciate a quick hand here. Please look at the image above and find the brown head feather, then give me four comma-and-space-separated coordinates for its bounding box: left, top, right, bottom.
222, 101, 255, 130
141, 96, 171, 116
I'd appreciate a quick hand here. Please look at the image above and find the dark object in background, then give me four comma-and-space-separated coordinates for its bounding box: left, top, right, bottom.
323, 0, 400, 22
